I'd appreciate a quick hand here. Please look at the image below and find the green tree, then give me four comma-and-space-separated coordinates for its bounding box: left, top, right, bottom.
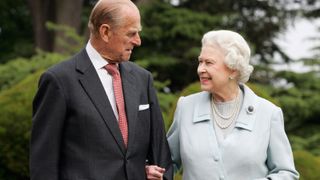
0, 0, 33, 63
299, 0, 320, 70
273, 71, 320, 131
135, 1, 222, 91
27, 0, 84, 53
176, 0, 299, 63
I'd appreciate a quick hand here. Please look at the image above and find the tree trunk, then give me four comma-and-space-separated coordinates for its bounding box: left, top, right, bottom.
27, 0, 55, 51
54, 0, 84, 53
27, 0, 84, 53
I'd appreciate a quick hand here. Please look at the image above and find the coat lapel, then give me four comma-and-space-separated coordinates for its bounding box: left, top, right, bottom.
193, 92, 221, 158
119, 62, 139, 150
235, 84, 258, 131
193, 91, 212, 123
75, 49, 126, 154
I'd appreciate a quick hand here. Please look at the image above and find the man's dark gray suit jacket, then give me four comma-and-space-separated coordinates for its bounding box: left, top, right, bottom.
30, 49, 173, 180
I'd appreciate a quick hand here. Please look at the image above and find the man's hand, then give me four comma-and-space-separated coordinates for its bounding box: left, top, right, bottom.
145, 165, 165, 180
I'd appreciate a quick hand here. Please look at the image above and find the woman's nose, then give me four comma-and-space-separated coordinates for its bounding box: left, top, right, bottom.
197, 64, 206, 73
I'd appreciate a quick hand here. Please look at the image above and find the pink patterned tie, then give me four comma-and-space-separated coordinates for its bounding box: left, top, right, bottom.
105, 63, 128, 147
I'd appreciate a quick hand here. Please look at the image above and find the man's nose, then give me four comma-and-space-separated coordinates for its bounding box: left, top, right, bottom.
132, 33, 141, 46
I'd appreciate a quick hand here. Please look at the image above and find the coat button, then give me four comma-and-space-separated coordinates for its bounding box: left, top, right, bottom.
214, 156, 220, 162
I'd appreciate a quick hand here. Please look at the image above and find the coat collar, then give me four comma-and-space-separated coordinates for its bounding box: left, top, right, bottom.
193, 84, 258, 131
193, 91, 212, 123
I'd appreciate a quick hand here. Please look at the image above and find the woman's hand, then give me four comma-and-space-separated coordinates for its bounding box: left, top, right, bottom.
145, 165, 165, 180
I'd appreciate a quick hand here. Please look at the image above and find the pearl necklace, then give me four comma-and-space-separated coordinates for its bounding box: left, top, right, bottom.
211, 90, 241, 129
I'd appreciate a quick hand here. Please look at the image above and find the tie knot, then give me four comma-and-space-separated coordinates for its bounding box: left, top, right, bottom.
105, 63, 119, 76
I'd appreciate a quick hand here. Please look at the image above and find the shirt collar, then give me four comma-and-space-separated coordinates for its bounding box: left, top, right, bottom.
86, 41, 110, 70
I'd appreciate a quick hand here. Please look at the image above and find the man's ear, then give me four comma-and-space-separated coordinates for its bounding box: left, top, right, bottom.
99, 24, 111, 42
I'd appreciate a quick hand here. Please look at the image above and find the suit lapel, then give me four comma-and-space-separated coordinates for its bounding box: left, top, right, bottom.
119, 62, 139, 150
75, 49, 126, 154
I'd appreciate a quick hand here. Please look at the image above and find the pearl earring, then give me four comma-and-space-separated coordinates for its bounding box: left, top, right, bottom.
229, 76, 234, 80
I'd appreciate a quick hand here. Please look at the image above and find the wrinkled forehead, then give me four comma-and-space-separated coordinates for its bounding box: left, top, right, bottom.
201, 44, 226, 55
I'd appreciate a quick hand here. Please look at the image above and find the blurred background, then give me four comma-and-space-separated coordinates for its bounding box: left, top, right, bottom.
0, 0, 319, 179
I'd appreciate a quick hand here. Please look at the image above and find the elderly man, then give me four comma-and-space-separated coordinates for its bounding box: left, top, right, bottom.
30, 0, 173, 179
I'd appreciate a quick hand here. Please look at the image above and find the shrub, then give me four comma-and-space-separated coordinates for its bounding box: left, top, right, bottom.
294, 150, 320, 180
0, 71, 43, 179
0, 52, 66, 91
0, 52, 67, 179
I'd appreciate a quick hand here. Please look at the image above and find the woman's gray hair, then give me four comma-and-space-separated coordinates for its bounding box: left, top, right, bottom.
201, 30, 254, 83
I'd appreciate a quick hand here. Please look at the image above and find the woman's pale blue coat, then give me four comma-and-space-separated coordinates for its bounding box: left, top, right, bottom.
167, 84, 299, 180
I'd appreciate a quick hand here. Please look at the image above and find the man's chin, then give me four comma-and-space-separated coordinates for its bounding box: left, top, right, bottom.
121, 56, 131, 62
110, 57, 130, 63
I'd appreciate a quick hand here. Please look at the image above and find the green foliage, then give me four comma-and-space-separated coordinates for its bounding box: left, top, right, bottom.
276, 71, 320, 90
157, 92, 178, 131
139, 1, 221, 44
277, 95, 310, 130
179, 82, 201, 96
302, 58, 320, 71
178, 0, 296, 63
294, 150, 320, 180
0, 52, 66, 91
246, 83, 280, 106
290, 133, 320, 156
136, 1, 221, 91
0, 52, 67, 179
289, 123, 320, 156
165, 82, 201, 128
0, 71, 43, 179
0, 0, 33, 63
174, 173, 182, 180
135, 55, 179, 69
46, 22, 85, 55
272, 71, 320, 130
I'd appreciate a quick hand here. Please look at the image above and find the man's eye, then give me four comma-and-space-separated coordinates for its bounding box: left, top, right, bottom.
129, 32, 137, 37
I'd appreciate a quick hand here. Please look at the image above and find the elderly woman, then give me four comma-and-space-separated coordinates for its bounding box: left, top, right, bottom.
146, 30, 299, 180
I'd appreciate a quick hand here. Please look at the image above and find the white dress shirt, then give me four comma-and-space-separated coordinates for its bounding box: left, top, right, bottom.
85, 41, 119, 120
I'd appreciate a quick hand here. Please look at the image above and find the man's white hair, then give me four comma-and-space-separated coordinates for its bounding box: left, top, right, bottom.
201, 30, 254, 83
